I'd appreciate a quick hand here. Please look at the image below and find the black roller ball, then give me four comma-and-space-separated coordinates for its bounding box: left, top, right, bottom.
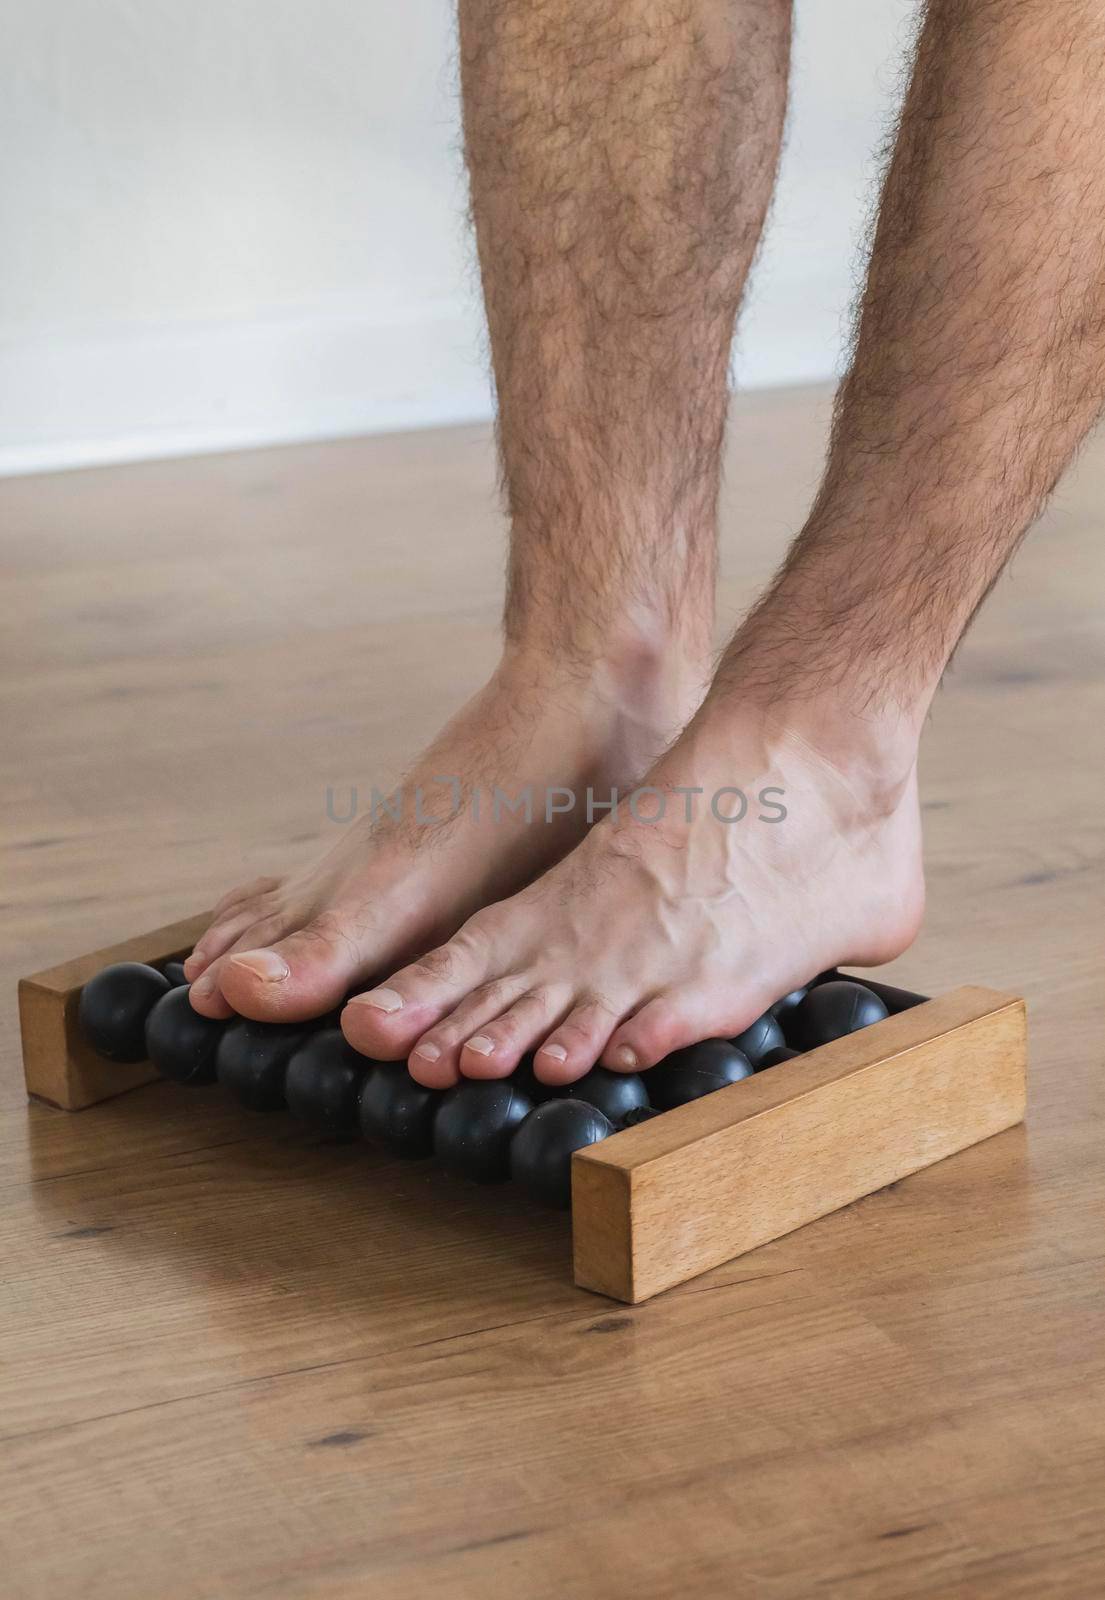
162, 960, 189, 988
284, 1030, 367, 1137
509, 1099, 614, 1209
216, 1019, 311, 1111
144, 985, 225, 1085
648, 1039, 754, 1111
77, 962, 171, 1062
769, 986, 808, 1027
729, 1011, 786, 1067
561, 1066, 649, 1123
621, 1105, 662, 1127
358, 1064, 442, 1159
758, 1045, 802, 1068
789, 979, 889, 1050
844, 975, 929, 1013
434, 1079, 534, 1184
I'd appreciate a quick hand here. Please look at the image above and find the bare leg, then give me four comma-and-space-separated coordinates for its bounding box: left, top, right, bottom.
189, 0, 790, 1022
350, 0, 1105, 1083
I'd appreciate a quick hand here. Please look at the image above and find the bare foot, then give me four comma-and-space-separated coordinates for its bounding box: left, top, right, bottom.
341, 695, 925, 1087
186, 647, 702, 1022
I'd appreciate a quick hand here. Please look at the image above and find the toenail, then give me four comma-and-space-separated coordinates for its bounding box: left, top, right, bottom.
349, 986, 405, 1014
413, 1041, 441, 1062
184, 953, 206, 976
611, 1044, 639, 1070
229, 950, 289, 983
465, 1035, 496, 1056
192, 974, 216, 998
539, 1043, 568, 1062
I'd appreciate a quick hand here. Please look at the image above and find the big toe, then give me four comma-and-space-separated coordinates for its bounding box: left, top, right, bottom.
218, 916, 371, 1022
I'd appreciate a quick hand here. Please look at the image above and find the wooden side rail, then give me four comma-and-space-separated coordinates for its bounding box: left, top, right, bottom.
571, 986, 1027, 1303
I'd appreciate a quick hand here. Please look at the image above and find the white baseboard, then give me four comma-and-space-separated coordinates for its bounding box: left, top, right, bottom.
0, 280, 843, 477
0, 298, 497, 477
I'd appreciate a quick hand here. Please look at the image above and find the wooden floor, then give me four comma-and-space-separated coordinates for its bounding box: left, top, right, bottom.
2, 385, 1103, 1599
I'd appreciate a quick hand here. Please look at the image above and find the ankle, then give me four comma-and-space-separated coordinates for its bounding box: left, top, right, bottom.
501, 622, 710, 730
693, 680, 920, 820
708, 593, 929, 803
779, 700, 919, 818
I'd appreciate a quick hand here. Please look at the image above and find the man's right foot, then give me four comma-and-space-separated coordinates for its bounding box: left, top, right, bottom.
342, 688, 926, 1087
185, 645, 704, 1023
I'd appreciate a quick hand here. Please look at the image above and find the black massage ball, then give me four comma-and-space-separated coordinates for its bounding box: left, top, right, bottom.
284, 1029, 367, 1137
509, 1099, 614, 1209
768, 986, 808, 1027
144, 985, 225, 1085
358, 1064, 442, 1159
560, 1066, 649, 1123
789, 980, 889, 1051
621, 1105, 662, 1127
434, 1079, 535, 1183
757, 1045, 802, 1068
77, 961, 171, 1062
729, 1011, 786, 1067
216, 1019, 311, 1111
648, 1039, 754, 1111
848, 976, 928, 1013
162, 960, 189, 988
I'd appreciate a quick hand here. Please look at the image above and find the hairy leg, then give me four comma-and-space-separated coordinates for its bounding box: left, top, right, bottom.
718, 0, 1105, 740
189, 0, 791, 1022
468, 0, 790, 673
348, 0, 1105, 1083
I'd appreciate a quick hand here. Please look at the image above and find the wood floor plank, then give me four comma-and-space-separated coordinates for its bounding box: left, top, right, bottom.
1, 385, 1102, 1597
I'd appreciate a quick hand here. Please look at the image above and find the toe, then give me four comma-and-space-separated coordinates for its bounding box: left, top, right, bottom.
186, 879, 283, 979
341, 917, 498, 1061
533, 996, 624, 1086
217, 909, 374, 1023
456, 985, 569, 1081
209, 876, 281, 922
602, 993, 712, 1072
405, 975, 541, 1088
186, 966, 237, 1019
184, 907, 267, 980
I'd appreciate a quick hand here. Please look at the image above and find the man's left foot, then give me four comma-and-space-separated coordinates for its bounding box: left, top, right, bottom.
183, 645, 702, 1023
342, 695, 926, 1086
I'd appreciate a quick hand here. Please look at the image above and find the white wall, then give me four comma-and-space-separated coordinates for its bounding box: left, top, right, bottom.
0, 0, 916, 476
